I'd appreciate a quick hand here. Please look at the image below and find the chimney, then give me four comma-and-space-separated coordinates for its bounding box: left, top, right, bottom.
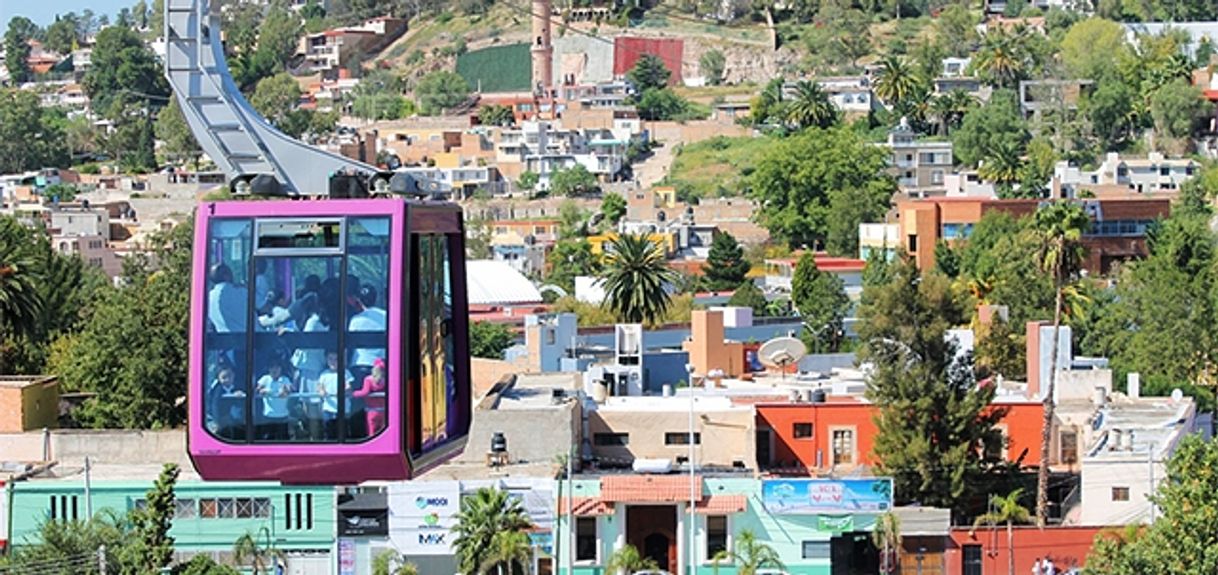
1127, 372, 1140, 399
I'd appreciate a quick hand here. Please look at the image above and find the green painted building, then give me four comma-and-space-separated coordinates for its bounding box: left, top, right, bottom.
553, 476, 886, 575
6, 480, 336, 570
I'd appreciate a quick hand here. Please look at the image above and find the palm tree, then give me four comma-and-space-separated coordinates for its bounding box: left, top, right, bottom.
971, 488, 1032, 575
978, 139, 1025, 193
452, 487, 532, 575
373, 550, 420, 575
600, 233, 678, 326
478, 530, 533, 575
873, 55, 924, 113
974, 27, 1028, 89
0, 217, 42, 345
872, 511, 901, 575
928, 90, 976, 136
606, 544, 659, 574
234, 528, 284, 575
1033, 201, 1090, 526
712, 529, 784, 575
784, 80, 837, 130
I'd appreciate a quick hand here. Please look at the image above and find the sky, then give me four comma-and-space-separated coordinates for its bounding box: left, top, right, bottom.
2, 0, 133, 29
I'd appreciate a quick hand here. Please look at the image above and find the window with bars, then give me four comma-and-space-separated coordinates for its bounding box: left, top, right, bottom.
218, 498, 236, 518
200, 499, 218, 518
236, 498, 254, 518
174, 499, 198, 519
831, 428, 855, 466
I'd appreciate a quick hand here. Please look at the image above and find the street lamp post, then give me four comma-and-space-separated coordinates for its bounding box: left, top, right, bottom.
685, 363, 697, 575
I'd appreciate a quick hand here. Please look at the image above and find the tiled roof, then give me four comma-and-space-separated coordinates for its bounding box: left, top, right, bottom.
557, 497, 614, 516
694, 494, 747, 515
600, 475, 703, 502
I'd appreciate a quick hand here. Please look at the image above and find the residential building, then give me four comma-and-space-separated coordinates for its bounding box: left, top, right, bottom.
884, 118, 953, 196
300, 17, 407, 79
1019, 79, 1095, 120
488, 219, 559, 276
934, 76, 988, 99
763, 254, 865, 296
892, 196, 1171, 273
858, 222, 900, 261
948, 526, 1106, 575
51, 233, 123, 277
1123, 22, 1218, 60
589, 394, 755, 469
456, 373, 582, 468
682, 310, 746, 379
804, 76, 877, 115
49, 205, 111, 240
0, 376, 59, 433
1054, 152, 1199, 196
944, 170, 997, 197
941, 57, 972, 77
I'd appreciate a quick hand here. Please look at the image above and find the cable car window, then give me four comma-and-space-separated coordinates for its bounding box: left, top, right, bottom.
255, 219, 343, 252
416, 233, 456, 452
203, 219, 252, 442
251, 255, 341, 442
345, 217, 390, 442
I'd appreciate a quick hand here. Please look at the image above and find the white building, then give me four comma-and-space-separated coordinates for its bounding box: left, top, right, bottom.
884, 118, 953, 196
1054, 152, 1199, 196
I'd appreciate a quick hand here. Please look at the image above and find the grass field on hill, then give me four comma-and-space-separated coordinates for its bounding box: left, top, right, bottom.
665, 135, 770, 200
456, 43, 532, 93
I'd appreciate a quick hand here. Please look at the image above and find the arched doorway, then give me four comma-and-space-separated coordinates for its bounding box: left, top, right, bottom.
643, 532, 671, 570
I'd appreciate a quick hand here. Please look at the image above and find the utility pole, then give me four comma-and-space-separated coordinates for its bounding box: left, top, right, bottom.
686, 363, 697, 575
84, 456, 93, 519
566, 444, 574, 575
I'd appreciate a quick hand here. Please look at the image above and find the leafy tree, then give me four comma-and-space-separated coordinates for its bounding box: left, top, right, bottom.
478, 104, 515, 126
791, 252, 849, 353
783, 80, 838, 130
350, 70, 411, 121
635, 88, 700, 121
936, 5, 979, 57
952, 90, 1029, 168
600, 192, 627, 228
452, 488, 532, 575
517, 171, 539, 193
873, 55, 926, 115
83, 26, 169, 115
927, 89, 977, 137
975, 315, 1025, 381
233, 528, 284, 575
727, 280, 768, 316
549, 164, 598, 197
251, 73, 303, 129
121, 464, 180, 573
979, 138, 1026, 194
711, 529, 784, 575
859, 257, 1004, 515
748, 127, 895, 253
48, 222, 192, 428
1033, 201, 1089, 526
933, 241, 960, 278
415, 71, 470, 115
0, 89, 69, 173
607, 544, 658, 574
256, 3, 302, 72
1087, 434, 1218, 575
1085, 76, 1136, 151
750, 78, 786, 126
1060, 18, 1129, 81
469, 321, 514, 359
0, 513, 126, 574
4, 16, 36, 84
1149, 78, 1204, 146
156, 96, 202, 167
545, 239, 599, 294
703, 232, 750, 291
45, 13, 82, 55
805, 6, 870, 70
627, 54, 671, 92
371, 550, 419, 575
700, 49, 726, 85
600, 233, 678, 325
970, 489, 1032, 575
174, 555, 242, 575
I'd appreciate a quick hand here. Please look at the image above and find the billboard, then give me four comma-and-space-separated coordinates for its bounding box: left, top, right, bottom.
389, 482, 462, 555
761, 479, 893, 515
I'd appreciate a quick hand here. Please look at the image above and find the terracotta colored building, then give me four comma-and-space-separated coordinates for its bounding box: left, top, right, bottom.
948, 525, 1105, 575
0, 376, 59, 433
682, 310, 745, 378
752, 398, 1045, 474
895, 197, 1171, 273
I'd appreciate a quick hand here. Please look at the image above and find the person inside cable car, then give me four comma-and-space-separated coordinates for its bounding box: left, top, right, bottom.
207, 263, 248, 333
206, 365, 246, 440
316, 349, 354, 440
352, 357, 388, 437
256, 358, 294, 440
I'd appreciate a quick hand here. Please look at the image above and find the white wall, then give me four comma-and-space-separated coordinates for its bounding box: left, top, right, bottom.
1080, 459, 1162, 525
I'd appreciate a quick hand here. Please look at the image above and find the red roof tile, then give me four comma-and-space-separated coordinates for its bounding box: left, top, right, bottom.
601, 475, 703, 502
557, 497, 614, 516
695, 494, 747, 515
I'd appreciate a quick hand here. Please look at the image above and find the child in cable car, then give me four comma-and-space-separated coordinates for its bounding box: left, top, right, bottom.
256, 359, 294, 439
352, 357, 388, 436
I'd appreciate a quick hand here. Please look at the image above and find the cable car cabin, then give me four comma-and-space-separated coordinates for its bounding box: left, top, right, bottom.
189, 199, 471, 484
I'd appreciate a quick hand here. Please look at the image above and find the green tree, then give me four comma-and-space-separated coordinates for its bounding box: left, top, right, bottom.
451, 488, 532, 575
700, 49, 726, 85
606, 544, 658, 574
469, 321, 514, 359
873, 55, 925, 114
859, 257, 1004, 515
727, 280, 768, 316
748, 127, 895, 253
783, 80, 838, 130
48, 222, 192, 428
517, 171, 539, 193
121, 464, 180, 573
478, 104, 515, 126
974, 316, 1025, 380
233, 528, 284, 575
174, 554, 242, 575
712, 529, 784, 575
45, 13, 81, 55
1087, 434, 1218, 575
416, 71, 470, 115
256, 3, 303, 72
970, 489, 1032, 575
0, 217, 42, 349
350, 70, 410, 121
979, 138, 1027, 194
156, 96, 202, 167
1085, 76, 1136, 151
974, 27, 1034, 89
750, 78, 786, 126
635, 88, 699, 121
545, 239, 599, 294
1149, 78, 1204, 145
82, 26, 168, 115
371, 550, 419, 575
4, 16, 36, 84
806, 6, 871, 69
952, 90, 1029, 168
0, 513, 126, 574
549, 164, 598, 197
251, 73, 303, 129
702, 232, 751, 291
791, 252, 849, 353
1033, 201, 1089, 526
936, 5, 979, 57
627, 54, 671, 92
600, 233, 678, 325
0, 89, 69, 173
600, 192, 627, 229
1060, 18, 1129, 81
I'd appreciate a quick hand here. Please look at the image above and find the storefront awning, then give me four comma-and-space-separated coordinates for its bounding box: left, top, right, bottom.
557, 497, 614, 516
694, 494, 747, 515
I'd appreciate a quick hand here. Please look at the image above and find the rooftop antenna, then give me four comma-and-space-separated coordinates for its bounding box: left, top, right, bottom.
757, 336, 807, 382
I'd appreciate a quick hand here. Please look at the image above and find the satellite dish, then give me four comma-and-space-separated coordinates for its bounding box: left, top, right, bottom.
758, 336, 807, 381
1171, 388, 1183, 402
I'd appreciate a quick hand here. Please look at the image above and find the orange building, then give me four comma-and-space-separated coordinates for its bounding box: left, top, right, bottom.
895, 197, 1171, 273
752, 398, 1045, 474
682, 310, 744, 379
948, 525, 1105, 575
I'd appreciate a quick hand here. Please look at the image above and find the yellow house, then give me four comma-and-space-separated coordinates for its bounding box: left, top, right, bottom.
586, 231, 676, 258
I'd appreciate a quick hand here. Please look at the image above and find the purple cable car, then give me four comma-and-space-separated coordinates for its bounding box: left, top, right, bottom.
189, 199, 471, 483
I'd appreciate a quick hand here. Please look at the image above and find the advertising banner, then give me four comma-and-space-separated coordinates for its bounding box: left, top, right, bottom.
389, 482, 462, 555
338, 538, 355, 575
761, 478, 893, 515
